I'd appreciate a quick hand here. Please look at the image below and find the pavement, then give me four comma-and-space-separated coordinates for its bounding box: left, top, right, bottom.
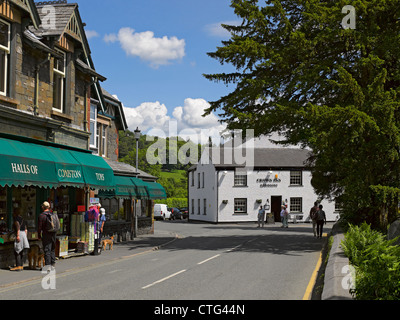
0, 229, 179, 289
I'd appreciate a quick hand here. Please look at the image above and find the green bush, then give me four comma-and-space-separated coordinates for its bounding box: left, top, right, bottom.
154, 198, 187, 209
341, 222, 400, 300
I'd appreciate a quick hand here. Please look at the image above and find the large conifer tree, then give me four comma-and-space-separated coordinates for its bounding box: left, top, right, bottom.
204, 0, 400, 230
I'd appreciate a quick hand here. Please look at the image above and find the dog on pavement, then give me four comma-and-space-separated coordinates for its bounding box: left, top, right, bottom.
101, 236, 114, 251
28, 244, 45, 270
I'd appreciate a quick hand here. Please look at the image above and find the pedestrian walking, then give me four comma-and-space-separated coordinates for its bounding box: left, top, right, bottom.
38, 201, 58, 270
257, 206, 265, 228
316, 204, 327, 238
280, 205, 289, 228
309, 202, 319, 237
10, 208, 30, 272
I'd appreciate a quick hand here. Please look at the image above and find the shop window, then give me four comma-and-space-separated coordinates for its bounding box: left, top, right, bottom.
53, 50, 66, 112
290, 171, 302, 186
12, 187, 37, 229
234, 198, 247, 214
0, 19, 10, 96
234, 173, 247, 187
290, 197, 302, 213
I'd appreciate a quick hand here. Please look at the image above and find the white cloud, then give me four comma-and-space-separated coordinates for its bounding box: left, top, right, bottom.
103, 33, 118, 43
123, 98, 226, 144
104, 27, 185, 68
204, 20, 241, 38
85, 30, 99, 40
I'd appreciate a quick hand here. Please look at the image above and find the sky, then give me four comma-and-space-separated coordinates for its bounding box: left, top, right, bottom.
77, 0, 241, 143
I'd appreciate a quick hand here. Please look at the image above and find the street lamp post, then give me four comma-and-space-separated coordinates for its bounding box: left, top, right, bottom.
134, 127, 141, 238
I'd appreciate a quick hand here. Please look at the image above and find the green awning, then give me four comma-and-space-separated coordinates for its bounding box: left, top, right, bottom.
99, 175, 138, 199
142, 181, 167, 200
68, 150, 115, 191
131, 178, 149, 199
0, 137, 115, 190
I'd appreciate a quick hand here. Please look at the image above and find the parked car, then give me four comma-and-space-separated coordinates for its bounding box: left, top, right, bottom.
154, 204, 170, 220
179, 207, 189, 219
170, 207, 184, 220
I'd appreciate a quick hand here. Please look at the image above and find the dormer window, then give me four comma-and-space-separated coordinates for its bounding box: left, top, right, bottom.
0, 19, 10, 96
53, 50, 66, 112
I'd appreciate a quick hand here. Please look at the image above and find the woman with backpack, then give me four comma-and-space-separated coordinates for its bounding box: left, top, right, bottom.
316, 204, 327, 238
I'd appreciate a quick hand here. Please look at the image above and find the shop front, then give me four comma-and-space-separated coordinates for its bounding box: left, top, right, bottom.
0, 134, 115, 268
98, 177, 167, 239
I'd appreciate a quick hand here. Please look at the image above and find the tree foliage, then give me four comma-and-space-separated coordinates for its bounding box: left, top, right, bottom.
204, 0, 400, 230
118, 130, 202, 199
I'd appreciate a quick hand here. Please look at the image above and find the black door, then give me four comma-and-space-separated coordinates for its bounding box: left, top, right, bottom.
271, 196, 282, 222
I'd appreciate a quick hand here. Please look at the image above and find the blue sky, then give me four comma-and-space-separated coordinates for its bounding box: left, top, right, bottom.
77, 0, 240, 142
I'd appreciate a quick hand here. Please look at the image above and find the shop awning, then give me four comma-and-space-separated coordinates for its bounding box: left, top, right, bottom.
130, 178, 149, 199
0, 137, 115, 190
98, 175, 138, 199
142, 181, 167, 200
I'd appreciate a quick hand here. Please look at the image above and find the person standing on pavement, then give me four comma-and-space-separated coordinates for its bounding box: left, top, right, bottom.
10, 208, 30, 272
309, 202, 319, 237
316, 204, 327, 238
38, 202, 57, 269
280, 205, 289, 228
98, 208, 107, 251
257, 205, 265, 228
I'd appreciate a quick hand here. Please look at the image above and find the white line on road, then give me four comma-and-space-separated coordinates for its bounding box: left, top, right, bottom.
197, 254, 221, 265
141, 269, 187, 289
226, 244, 242, 252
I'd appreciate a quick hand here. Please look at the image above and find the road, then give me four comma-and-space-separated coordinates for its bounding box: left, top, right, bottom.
0, 221, 331, 300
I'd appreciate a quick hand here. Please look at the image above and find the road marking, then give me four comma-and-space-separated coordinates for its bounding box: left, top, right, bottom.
107, 269, 123, 274
197, 254, 221, 265
302, 233, 327, 300
142, 269, 187, 289
226, 244, 242, 252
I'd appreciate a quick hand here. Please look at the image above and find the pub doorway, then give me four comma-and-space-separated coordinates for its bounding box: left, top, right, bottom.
271, 196, 282, 222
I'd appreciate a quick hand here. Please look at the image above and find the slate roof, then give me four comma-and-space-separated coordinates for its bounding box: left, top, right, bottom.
32, 2, 77, 37
104, 159, 158, 182
189, 148, 311, 171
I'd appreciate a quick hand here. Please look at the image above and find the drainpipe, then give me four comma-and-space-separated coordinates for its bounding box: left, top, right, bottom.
34, 53, 51, 116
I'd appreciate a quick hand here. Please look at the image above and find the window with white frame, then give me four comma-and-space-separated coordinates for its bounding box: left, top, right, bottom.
53, 50, 66, 112
290, 197, 303, 213
90, 104, 97, 148
234, 198, 247, 214
234, 172, 247, 187
290, 171, 302, 186
101, 124, 107, 157
0, 19, 10, 96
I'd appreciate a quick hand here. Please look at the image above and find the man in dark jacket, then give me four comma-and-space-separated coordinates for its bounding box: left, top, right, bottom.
38, 201, 56, 269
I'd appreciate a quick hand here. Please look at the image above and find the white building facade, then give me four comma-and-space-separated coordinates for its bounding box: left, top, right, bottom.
188, 148, 340, 224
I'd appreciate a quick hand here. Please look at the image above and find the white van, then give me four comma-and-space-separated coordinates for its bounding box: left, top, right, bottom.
154, 204, 170, 220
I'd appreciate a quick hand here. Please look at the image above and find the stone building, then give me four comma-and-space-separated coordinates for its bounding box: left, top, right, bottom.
0, 0, 165, 267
